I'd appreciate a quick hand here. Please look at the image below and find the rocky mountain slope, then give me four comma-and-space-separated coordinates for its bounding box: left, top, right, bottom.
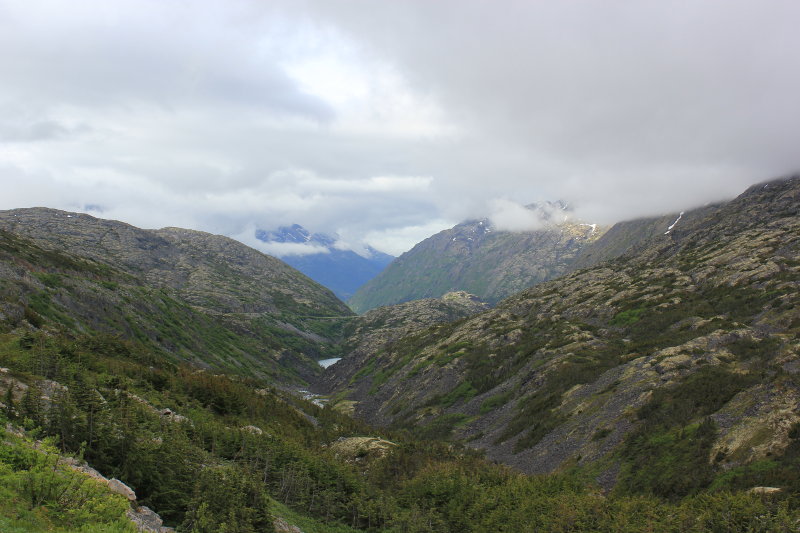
257, 224, 394, 301
4, 310, 791, 532
2, 181, 800, 532
320, 291, 488, 399
0, 208, 353, 381
568, 203, 721, 271
325, 176, 800, 492
348, 203, 607, 313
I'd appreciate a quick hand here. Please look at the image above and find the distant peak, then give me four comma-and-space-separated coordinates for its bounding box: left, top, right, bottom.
255, 224, 335, 247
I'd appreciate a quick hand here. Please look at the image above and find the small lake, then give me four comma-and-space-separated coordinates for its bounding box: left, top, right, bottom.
317, 357, 342, 369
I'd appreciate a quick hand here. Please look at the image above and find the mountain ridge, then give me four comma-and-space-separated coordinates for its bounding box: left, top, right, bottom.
0, 207, 353, 382
348, 206, 607, 313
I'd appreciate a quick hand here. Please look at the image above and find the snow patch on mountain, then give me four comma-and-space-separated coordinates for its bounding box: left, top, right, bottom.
665, 211, 685, 234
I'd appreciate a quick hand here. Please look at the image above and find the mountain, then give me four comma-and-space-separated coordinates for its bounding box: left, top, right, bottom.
2, 184, 800, 531
324, 176, 800, 494
0, 208, 353, 382
347, 202, 607, 313
568, 203, 722, 272
320, 291, 489, 403
256, 224, 394, 301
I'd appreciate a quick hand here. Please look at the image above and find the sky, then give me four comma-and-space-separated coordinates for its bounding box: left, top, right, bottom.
1, 0, 799, 256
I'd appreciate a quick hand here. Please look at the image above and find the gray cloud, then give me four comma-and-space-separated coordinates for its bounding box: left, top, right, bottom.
314, 0, 800, 211
1, 0, 799, 255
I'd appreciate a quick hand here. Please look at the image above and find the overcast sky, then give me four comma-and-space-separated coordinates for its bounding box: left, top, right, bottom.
2, 0, 799, 256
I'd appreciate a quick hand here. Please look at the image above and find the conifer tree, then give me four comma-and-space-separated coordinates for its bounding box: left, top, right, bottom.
3, 384, 15, 419
19, 382, 45, 427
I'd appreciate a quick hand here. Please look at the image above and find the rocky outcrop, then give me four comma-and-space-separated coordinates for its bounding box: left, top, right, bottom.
108, 478, 137, 501
748, 487, 782, 495
127, 506, 173, 533
328, 436, 397, 463
273, 517, 304, 533
159, 408, 189, 424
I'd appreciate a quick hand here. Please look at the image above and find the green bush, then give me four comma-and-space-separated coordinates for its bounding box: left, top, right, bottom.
610, 307, 645, 326
0, 431, 132, 532
182, 466, 273, 533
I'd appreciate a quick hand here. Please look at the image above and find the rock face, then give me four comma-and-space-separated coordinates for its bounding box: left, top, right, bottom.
330, 176, 800, 479
0, 208, 353, 382
127, 506, 173, 533
348, 203, 607, 313
108, 478, 137, 501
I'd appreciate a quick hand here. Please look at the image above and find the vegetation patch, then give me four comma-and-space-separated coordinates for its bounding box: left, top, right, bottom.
610, 307, 645, 326
479, 391, 513, 415
429, 381, 478, 409
619, 419, 718, 499
617, 366, 758, 499
0, 427, 133, 532
415, 413, 469, 440
32, 272, 63, 289
726, 337, 781, 364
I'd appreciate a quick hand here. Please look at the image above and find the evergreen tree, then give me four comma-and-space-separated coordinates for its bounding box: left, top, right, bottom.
19, 382, 45, 428
3, 384, 16, 419
46, 388, 83, 452
181, 465, 273, 533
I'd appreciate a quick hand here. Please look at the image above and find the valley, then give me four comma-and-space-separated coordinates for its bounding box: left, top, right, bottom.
0, 176, 798, 532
